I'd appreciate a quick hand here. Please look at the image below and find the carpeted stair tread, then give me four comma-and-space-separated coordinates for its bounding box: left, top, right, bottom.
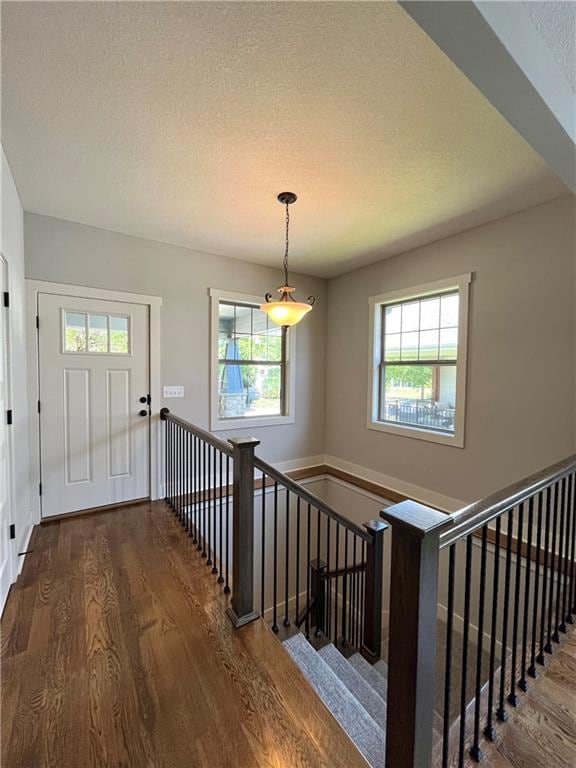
348, 653, 388, 703
374, 659, 389, 680
284, 634, 385, 768
319, 644, 387, 725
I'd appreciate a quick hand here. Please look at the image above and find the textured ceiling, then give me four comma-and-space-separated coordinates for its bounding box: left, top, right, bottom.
524, 1, 576, 91
1, 1, 568, 278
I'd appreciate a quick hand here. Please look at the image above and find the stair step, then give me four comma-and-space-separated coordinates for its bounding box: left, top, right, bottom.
349, 653, 388, 702
284, 634, 385, 768
319, 644, 387, 725
374, 659, 389, 679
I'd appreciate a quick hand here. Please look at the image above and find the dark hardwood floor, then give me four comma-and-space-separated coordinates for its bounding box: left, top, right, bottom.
1, 501, 368, 768
476, 628, 576, 768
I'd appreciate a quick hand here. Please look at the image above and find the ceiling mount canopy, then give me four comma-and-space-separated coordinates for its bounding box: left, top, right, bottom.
260, 192, 315, 328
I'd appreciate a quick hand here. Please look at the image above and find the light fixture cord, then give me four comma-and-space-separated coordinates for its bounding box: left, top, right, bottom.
283, 202, 290, 286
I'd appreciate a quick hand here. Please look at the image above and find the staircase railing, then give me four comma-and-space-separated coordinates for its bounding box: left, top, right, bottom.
160, 408, 387, 658
382, 453, 576, 768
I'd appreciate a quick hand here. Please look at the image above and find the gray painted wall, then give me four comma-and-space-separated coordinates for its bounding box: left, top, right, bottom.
24, 213, 327, 464
324, 196, 575, 503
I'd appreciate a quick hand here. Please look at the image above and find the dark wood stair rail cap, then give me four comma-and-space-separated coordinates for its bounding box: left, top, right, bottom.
380, 499, 454, 538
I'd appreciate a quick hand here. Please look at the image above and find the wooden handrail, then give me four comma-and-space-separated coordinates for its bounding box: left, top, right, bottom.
160, 407, 233, 457
254, 455, 370, 541
440, 453, 576, 548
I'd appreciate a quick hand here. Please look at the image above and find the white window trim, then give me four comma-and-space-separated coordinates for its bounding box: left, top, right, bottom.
367, 273, 472, 448
210, 288, 296, 431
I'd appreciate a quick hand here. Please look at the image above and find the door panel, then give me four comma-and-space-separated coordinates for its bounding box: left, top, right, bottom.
39, 293, 150, 518
0, 256, 14, 607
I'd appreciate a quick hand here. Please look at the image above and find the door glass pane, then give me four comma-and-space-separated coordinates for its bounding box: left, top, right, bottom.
88, 314, 108, 353
64, 312, 87, 352
110, 316, 129, 354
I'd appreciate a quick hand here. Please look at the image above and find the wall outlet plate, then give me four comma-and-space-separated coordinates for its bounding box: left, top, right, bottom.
163, 385, 184, 398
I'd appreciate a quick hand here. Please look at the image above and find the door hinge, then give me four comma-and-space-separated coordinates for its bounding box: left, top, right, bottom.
39, 482, 42, 496
6, 409, 13, 425
147, 393, 151, 405
37, 400, 41, 414
9, 524, 15, 540
36, 315, 40, 329
2, 291, 9, 308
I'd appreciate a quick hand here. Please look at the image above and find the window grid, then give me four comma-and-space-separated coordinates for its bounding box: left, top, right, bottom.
63, 311, 130, 355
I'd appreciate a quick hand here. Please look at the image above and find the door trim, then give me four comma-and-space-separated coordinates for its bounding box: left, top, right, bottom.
26, 280, 162, 519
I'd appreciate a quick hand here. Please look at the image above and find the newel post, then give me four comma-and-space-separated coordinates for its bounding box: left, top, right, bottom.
381, 501, 453, 768
226, 437, 260, 629
362, 519, 388, 660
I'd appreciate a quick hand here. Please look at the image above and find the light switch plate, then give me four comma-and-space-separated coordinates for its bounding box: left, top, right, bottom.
163, 385, 184, 398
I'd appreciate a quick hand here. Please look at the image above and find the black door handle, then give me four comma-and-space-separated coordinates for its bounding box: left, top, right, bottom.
138, 410, 148, 417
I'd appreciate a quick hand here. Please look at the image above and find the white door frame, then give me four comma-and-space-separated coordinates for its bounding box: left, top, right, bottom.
26, 280, 162, 518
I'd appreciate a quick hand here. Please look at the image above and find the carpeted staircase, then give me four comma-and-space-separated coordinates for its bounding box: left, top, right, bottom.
284, 633, 446, 768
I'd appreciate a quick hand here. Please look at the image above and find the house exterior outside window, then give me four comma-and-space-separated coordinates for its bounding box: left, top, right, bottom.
368, 274, 471, 447
210, 289, 296, 430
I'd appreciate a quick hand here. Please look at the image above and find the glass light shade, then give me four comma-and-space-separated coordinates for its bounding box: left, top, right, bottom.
260, 300, 313, 327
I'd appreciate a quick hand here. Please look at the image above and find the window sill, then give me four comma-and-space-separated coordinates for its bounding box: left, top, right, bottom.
211, 414, 295, 431
367, 418, 464, 448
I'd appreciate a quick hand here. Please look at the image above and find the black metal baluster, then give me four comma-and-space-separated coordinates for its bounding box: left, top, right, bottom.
224, 454, 230, 594
261, 472, 266, 618
519, 497, 534, 691
272, 481, 279, 633
537, 486, 551, 664
458, 536, 473, 768
202, 441, 208, 557
217, 451, 224, 580
508, 503, 524, 706
284, 490, 291, 628
212, 448, 219, 574
497, 509, 514, 721
315, 507, 321, 637
207, 446, 214, 567
326, 517, 331, 641
360, 540, 366, 649
296, 497, 301, 631
560, 476, 571, 632
305, 503, 311, 639
192, 435, 198, 543
342, 530, 349, 647
484, 517, 501, 741
528, 494, 543, 677
180, 426, 184, 524
470, 526, 488, 761
352, 535, 358, 648
568, 474, 576, 618
553, 478, 567, 640
334, 523, 340, 644
545, 483, 559, 652
442, 544, 456, 768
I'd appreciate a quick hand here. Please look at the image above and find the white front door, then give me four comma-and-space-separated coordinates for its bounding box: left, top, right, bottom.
38, 293, 150, 518
0, 256, 14, 607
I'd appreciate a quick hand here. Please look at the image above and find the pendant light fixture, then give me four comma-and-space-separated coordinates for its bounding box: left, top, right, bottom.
260, 192, 315, 328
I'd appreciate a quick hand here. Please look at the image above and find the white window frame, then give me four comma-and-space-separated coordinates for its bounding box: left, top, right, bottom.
210, 288, 296, 431
367, 273, 471, 448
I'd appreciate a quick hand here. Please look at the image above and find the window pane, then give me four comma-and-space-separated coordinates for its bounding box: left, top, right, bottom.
251, 334, 269, 362
384, 333, 401, 361
266, 329, 282, 362
234, 335, 252, 361
384, 304, 401, 334
418, 329, 439, 360
88, 314, 108, 352
400, 331, 419, 361
439, 327, 458, 360
401, 301, 419, 332
419, 298, 440, 330
65, 312, 87, 352
381, 364, 455, 433
219, 333, 229, 359
440, 293, 459, 327
110, 316, 129, 354
234, 304, 252, 335
218, 363, 282, 419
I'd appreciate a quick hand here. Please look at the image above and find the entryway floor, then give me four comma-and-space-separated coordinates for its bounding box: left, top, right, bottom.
1, 500, 368, 768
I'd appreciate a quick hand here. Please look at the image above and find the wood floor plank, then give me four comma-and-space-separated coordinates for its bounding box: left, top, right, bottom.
2, 501, 367, 768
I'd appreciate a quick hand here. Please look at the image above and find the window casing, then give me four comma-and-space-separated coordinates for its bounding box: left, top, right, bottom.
368, 275, 471, 447
210, 289, 296, 430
